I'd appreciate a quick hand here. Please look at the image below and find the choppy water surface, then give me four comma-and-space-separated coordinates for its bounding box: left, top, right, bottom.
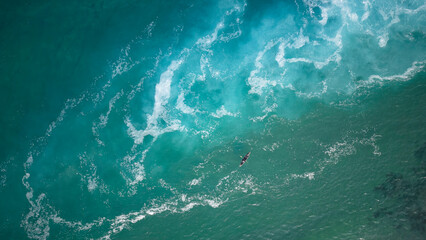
0, 0, 425, 239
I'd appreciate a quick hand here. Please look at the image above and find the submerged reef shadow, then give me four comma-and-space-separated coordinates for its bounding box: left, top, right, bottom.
373, 142, 426, 233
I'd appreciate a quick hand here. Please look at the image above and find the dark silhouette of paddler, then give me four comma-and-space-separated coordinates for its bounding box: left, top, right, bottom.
239, 152, 251, 167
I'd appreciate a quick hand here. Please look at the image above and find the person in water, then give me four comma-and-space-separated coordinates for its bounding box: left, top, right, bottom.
240, 152, 251, 167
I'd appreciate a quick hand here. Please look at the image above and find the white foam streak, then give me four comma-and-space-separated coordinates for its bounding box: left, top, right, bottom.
126, 117, 185, 145
181, 202, 199, 211
361, 0, 371, 22
100, 90, 124, 127
325, 141, 356, 163
196, 1, 246, 50
399, 4, 426, 15
125, 51, 160, 104
176, 92, 195, 115
118, 147, 149, 189
188, 177, 202, 186
211, 105, 238, 118
290, 29, 309, 49
52, 215, 105, 231
275, 42, 286, 67
111, 44, 139, 79
319, 6, 329, 25
102, 194, 226, 239
92, 90, 124, 145
0, 159, 9, 187
291, 172, 315, 180
196, 21, 225, 50
126, 56, 187, 145
248, 40, 281, 95
359, 61, 425, 89
149, 59, 183, 127
249, 103, 278, 122
45, 94, 86, 137
295, 80, 328, 99
22, 194, 51, 240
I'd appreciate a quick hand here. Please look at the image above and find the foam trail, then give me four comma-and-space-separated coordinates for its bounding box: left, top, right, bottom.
110, 20, 157, 79
125, 117, 185, 145
247, 39, 282, 95
149, 59, 183, 125
100, 190, 227, 240
211, 105, 238, 118
196, 21, 225, 50
126, 56, 187, 145
92, 90, 124, 145
361, 0, 371, 22
126, 3, 248, 144
319, 6, 329, 25
176, 92, 195, 115
359, 61, 425, 89
275, 42, 286, 68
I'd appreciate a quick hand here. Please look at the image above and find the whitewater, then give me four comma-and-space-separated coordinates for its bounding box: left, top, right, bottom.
0, 0, 425, 239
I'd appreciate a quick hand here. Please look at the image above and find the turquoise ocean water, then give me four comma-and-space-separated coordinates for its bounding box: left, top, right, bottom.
0, 0, 425, 239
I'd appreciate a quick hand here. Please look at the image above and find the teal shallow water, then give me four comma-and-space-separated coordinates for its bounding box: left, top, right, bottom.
0, 0, 425, 239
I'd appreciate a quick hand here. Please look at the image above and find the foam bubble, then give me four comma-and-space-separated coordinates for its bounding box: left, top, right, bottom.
24, 155, 34, 169
262, 142, 281, 152
188, 178, 202, 186
87, 178, 98, 192
0, 170, 6, 188
291, 172, 315, 180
